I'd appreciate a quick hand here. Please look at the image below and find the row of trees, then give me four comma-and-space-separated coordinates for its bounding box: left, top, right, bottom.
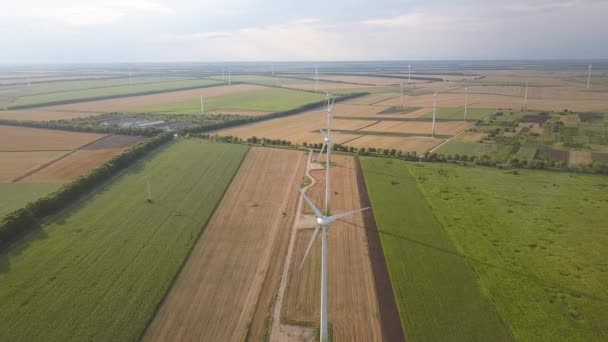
203, 134, 608, 175
181, 92, 367, 134
0, 132, 174, 248
0, 119, 162, 137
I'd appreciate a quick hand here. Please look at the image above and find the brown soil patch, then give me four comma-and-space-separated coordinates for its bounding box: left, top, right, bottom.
143, 148, 307, 342
367, 120, 471, 136
0, 151, 67, 181
568, 150, 592, 166
282, 82, 371, 91
317, 75, 409, 86
83, 135, 145, 150
282, 154, 382, 341
20, 149, 127, 182
0, 125, 106, 151
347, 136, 443, 154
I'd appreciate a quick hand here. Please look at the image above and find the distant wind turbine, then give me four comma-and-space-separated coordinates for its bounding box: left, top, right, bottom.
432, 91, 437, 137
587, 64, 592, 89
200, 95, 204, 115
408, 64, 411, 84
464, 87, 468, 121
523, 80, 528, 112
317, 94, 335, 160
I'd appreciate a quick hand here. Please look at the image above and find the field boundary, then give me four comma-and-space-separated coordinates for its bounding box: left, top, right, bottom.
355, 157, 407, 342
10, 134, 111, 182
334, 115, 475, 123
330, 129, 453, 139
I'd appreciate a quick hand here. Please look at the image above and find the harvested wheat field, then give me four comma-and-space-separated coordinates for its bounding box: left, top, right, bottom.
0, 151, 68, 181
347, 135, 444, 154
367, 120, 472, 136
144, 148, 307, 342
0, 125, 106, 151
2, 84, 264, 120
568, 150, 593, 166
346, 93, 399, 105
282, 82, 370, 91
455, 131, 487, 142
217, 109, 371, 144
283, 154, 382, 342
21, 149, 125, 182
317, 75, 409, 86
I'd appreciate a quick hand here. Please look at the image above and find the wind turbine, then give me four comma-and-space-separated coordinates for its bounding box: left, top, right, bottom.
200, 95, 204, 115
317, 94, 335, 160
315, 65, 319, 92
587, 64, 592, 89
228, 70, 232, 87
297, 94, 368, 341
523, 80, 528, 112
432, 91, 437, 137
408, 64, 411, 84
464, 87, 469, 121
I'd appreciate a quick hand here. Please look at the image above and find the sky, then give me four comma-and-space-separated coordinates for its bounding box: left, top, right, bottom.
0, 0, 607, 63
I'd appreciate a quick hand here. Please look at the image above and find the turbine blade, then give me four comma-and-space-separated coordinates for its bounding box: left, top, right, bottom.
296, 186, 323, 218
300, 224, 321, 270
326, 207, 370, 224
319, 128, 328, 138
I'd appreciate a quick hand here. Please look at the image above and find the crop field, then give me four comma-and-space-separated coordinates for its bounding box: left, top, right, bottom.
316, 75, 412, 85
135, 87, 325, 115
5, 78, 223, 108
144, 147, 306, 341
0, 125, 105, 151
0, 183, 61, 218
420, 107, 495, 120
217, 108, 372, 143
347, 136, 444, 154
0, 151, 68, 181
366, 120, 472, 136
0, 84, 262, 121
435, 140, 486, 157
361, 157, 514, 341
210, 74, 316, 86
0, 140, 248, 341
283, 154, 383, 341
402, 162, 608, 341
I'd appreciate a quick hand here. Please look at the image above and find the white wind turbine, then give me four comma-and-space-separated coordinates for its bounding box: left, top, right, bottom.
464, 87, 469, 121
587, 64, 592, 89
317, 94, 335, 160
432, 91, 437, 137
200, 95, 204, 115
523, 80, 528, 112
296, 94, 369, 341
408, 64, 411, 84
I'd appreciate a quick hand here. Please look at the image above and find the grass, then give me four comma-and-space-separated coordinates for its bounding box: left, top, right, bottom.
135, 87, 325, 114
210, 75, 315, 86
330, 86, 400, 94
361, 157, 513, 341
421, 107, 494, 120
0, 140, 249, 341
436, 140, 486, 157
18, 77, 193, 96
7, 79, 223, 108
0, 183, 62, 218
404, 162, 608, 341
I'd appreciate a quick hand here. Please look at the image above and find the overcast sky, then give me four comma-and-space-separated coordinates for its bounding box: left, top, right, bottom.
1, 0, 607, 63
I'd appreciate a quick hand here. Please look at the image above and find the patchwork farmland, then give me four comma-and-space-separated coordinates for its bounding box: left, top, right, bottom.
1, 62, 607, 342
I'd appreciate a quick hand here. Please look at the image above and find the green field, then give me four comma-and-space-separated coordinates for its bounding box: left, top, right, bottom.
421, 107, 495, 120
435, 140, 486, 157
361, 157, 513, 341
7, 79, 223, 108
14, 77, 193, 96
0, 140, 248, 341
135, 87, 325, 114
211, 75, 315, 86
365, 158, 608, 341
0, 183, 61, 218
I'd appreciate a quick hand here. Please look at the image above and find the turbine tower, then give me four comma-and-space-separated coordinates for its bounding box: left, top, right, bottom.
315, 65, 319, 92
200, 95, 204, 115
432, 91, 437, 137
523, 80, 528, 112
408, 64, 411, 84
317, 94, 335, 160
464, 87, 469, 121
297, 95, 369, 341
587, 64, 592, 89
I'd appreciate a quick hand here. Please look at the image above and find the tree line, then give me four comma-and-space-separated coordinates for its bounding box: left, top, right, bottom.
0, 119, 163, 137
0, 132, 174, 249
